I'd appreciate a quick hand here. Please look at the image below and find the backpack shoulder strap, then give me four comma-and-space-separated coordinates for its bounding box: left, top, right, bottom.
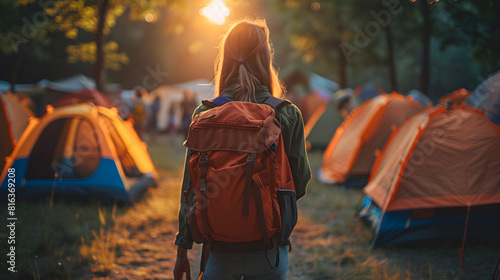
263, 96, 290, 111
202, 96, 233, 108
202, 95, 289, 110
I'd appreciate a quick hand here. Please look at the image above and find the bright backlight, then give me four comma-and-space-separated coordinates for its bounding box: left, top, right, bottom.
201, 0, 230, 25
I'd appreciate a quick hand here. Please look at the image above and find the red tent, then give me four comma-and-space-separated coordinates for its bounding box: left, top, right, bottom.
53, 88, 113, 109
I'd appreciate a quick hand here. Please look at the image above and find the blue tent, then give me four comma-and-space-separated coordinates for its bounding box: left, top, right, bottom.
0, 104, 158, 204
356, 83, 381, 101
468, 71, 500, 125
406, 89, 432, 107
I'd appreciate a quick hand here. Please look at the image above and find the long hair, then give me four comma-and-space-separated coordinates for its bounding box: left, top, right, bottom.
214, 19, 285, 101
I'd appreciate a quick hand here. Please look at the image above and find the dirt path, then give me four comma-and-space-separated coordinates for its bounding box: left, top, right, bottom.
77, 168, 326, 280
77, 170, 199, 280
74, 135, 352, 279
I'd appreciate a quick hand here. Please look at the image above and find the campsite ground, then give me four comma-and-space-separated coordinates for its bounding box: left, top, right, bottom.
1, 133, 498, 280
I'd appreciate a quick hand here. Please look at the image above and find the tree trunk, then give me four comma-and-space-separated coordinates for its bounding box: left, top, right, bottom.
386, 25, 397, 92
95, 0, 110, 93
335, 11, 348, 88
10, 52, 22, 92
488, 1, 500, 73
420, 0, 431, 95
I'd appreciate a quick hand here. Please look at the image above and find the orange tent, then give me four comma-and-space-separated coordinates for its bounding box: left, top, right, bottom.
319, 93, 422, 186
1, 93, 34, 171
300, 91, 329, 125
439, 88, 472, 102
361, 104, 500, 246
0, 103, 157, 204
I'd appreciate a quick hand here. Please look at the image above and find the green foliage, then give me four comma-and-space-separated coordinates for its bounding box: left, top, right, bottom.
272, 0, 491, 96
0, 0, 52, 57
437, 0, 500, 72
273, 0, 414, 87
273, 0, 348, 79
15, 0, 190, 71
66, 41, 129, 71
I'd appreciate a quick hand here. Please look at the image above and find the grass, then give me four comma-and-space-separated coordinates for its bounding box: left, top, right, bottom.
0, 199, 122, 279
1, 134, 498, 279
0, 133, 182, 280
288, 149, 500, 280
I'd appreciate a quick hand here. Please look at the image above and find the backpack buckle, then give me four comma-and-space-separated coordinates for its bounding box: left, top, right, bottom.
270, 143, 277, 152
199, 152, 209, 166
247, 154, 256, 166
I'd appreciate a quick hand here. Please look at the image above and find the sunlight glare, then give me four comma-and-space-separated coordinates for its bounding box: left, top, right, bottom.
201, 0, 230, 25
144, 13, 158, 23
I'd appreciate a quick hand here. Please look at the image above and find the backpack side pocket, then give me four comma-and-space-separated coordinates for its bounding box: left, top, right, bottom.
188, 200, 205, 244
277, 186, 297, 245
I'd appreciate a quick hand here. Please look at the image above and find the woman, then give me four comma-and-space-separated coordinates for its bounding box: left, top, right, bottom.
174, 19, 311, 280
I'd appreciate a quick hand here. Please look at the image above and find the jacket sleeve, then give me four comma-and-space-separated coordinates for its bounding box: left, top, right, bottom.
174, 104, 206, 249
279, 104, 311, 200
174, 149, 195, 249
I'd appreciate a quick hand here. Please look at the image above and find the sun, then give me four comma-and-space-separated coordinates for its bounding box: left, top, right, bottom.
201, 0, 230, 25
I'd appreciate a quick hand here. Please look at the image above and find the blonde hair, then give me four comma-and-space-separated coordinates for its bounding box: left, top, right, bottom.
214, 19, 285, 101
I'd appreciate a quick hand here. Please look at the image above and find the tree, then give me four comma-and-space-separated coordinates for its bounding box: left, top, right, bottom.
343, 0, 406, 92
438, 0, 500, 73
274, 0, 352, 88
418, 0, 432, 94
0, 0, 52, 91
18, 0, 189, 92
386, 22, 397, 91
274, 0, 405, 90
391, 0, 439, 95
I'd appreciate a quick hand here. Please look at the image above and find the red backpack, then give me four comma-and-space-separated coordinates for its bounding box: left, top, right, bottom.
184, 96, 297, 273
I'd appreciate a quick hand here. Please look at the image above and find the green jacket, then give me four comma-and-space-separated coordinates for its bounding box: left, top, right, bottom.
175, 85, 311, 249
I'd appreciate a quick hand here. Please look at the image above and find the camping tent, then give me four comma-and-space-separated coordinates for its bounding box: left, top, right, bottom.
53, 88, 114, 109
279, 65, 340, 123
1, 93, 34, 142
0, 79, 50, 94
304, 89, 362, 150
41, 74, 97, 109
319, 93, 423, 187
0, 103, 157, 204
40, 74, 120, 106
439, 88, 471, 103
0, 79, 49, 113
0, 93, 34, 171
14, 92, 37, 113
361, 104, 500, 247
299, 91, 330, 125
280, 65, 340, 98
407, 89, 432, 107
149, 79, 213, 131
47, 74, 96, 92
467, 71, 500, 125
354, 83, 382, 102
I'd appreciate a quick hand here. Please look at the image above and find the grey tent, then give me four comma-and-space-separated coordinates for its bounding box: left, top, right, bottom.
468, 71, 500, 125
305, 89, 362, 150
